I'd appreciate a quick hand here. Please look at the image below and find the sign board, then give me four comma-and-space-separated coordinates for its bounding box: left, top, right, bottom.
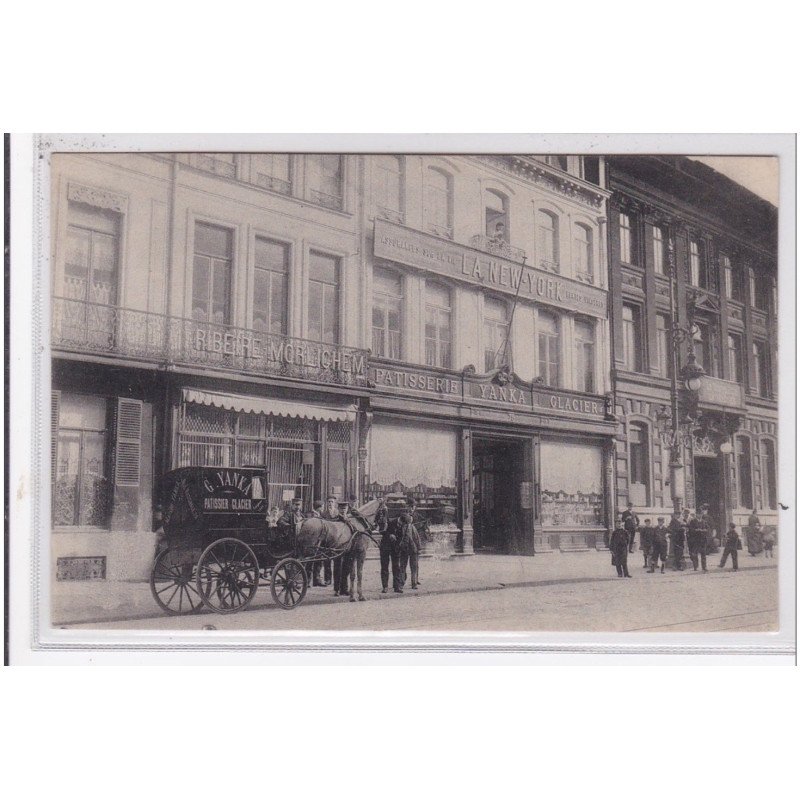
374, 219, 608, 319
697, 376, 746, 411
532, 388, 607, 419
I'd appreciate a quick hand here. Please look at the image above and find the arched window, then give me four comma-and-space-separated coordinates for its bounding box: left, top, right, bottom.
760, 439, 777, 510
424, 167, 453, 239
652, 226, 665, 275
374, 155, 403, 221
424, 282, 452, 369
483, 296, 511, 372
537, 210, 559, 272
628, 422, 650, 506
485, 189, 509, 241
537, 309, 561, 386
372, 266, 403, 359
573, 223, 593, 280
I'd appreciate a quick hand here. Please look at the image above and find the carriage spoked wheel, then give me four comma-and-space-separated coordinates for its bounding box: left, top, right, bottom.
150, 548, 204, 616
270, 558, 308, 610
196, 538, 260, 615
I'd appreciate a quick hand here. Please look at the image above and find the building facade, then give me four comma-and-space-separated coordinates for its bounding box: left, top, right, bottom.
606, 156, 779, 541
49, 152, 618, 579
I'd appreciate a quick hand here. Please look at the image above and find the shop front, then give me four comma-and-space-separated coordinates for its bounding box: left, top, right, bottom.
366, 360, 617, 555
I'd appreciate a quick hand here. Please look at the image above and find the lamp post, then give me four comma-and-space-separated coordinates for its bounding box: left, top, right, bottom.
654, 230, 705, 516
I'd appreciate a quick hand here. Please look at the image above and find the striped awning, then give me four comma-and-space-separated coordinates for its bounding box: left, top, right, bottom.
182, 389, 356, 422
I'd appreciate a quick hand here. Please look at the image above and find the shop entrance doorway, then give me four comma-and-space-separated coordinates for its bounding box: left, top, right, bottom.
693, 455, 723, 541
472, 437, 526, 553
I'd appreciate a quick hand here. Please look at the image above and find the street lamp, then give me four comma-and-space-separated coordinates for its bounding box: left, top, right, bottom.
654, 234, 706, 515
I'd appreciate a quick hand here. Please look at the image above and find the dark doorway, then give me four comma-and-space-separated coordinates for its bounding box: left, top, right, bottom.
472, 437, 526, 553
694, 456, 722, 540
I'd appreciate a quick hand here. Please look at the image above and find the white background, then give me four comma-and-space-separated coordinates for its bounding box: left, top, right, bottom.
2, 1, 799, 798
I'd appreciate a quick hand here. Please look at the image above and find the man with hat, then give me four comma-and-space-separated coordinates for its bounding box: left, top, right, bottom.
621, 502, 640, 554
609, 515, 632, 578
687, 507, 709, 572
397, 496, 424, 590
276, 497, 305, 551
668, 511, 687, 570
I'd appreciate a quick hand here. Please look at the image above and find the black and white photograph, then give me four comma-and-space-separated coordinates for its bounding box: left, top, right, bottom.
20, 139, 790, 647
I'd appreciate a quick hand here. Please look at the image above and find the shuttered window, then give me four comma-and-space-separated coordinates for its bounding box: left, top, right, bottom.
114, 398, 143, 486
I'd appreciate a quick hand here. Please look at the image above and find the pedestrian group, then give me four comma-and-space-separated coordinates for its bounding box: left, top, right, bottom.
606, 501, 767, 578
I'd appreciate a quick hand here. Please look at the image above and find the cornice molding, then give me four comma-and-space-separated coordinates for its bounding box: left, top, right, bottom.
475, 155, 609, 210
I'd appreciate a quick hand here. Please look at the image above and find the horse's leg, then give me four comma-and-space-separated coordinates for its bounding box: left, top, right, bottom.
348, 554, 356, 602
357, 549, 366, 600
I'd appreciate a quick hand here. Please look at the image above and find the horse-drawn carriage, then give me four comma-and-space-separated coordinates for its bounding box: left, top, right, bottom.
150, 466, 376, 616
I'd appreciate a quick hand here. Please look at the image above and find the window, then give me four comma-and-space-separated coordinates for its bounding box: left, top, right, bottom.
652, 226, 665, 275
196, 153, 237, 178
736, 436, 753, 509
249, 153, 291, 194
721, 253, 741, 301
253, 238, 288, 335
53, 393, 110, 527
759, 439, 777, 510
485, 190, 508, 241
574, 317, 595, 392
537, 309, 561, 386
193, 223, 233, 325
752, 340, 770, 396
619, 212, 635, 264
65, 202, 120, 304
424, 167, 452, 238
727, 333, 743, 383
628, 422, 650, 506
483, 296, 510, 372
425, 282, 452, 369
309, 251, 340, 343
307, 154, 343, 210
372, 266, 402, 359
573, 224, 593, 280
537, 210, 559, 271
622, 303, 642, 372
689, 239, 707, 288
374, 155, 403, 220
582, 157, 601, 186
656, 313, 672, 378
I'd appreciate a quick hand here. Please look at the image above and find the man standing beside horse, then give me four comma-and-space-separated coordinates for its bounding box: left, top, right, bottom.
397, 497, 424, 590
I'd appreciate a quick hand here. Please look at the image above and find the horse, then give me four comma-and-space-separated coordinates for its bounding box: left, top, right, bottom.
295, 499, 380, 602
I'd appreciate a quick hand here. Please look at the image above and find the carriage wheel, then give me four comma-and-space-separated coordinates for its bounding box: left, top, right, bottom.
150, 548, 204, 616
196, 538, 260, 615
270, 558, 308, 610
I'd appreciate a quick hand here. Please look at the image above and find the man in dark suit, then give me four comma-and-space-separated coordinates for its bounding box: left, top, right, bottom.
648, 517, 669, 573
376, 497, 402, 594
668, 512, 686, 570
687, 509, 709, 572
609, 516, 631, 578
397, 497, 423, 590
621, 502, 639, 554
640, 518, 655, 569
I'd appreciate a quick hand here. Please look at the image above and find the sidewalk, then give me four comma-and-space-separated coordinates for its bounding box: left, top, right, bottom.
50, 548, 779, 626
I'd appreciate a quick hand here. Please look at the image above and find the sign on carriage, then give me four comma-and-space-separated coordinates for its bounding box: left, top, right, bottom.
201, 469, 268, 513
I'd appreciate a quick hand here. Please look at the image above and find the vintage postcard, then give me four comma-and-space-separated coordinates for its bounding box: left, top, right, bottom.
9, 134, 796, 662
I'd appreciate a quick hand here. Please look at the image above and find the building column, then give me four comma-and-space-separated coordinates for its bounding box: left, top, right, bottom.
458, 427, 474, 555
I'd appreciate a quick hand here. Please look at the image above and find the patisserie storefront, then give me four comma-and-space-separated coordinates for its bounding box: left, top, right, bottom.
364, 359, 617, 555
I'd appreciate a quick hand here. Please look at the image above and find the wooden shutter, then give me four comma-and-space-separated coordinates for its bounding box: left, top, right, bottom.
51, 391, 61, 485
114, 398, 143, 487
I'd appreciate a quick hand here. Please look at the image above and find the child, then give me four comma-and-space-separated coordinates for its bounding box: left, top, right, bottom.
762, 527, 776, 558
719, 522, 740, 571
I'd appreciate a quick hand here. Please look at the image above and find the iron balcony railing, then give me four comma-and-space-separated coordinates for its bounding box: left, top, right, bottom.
51, 296, 370, 387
